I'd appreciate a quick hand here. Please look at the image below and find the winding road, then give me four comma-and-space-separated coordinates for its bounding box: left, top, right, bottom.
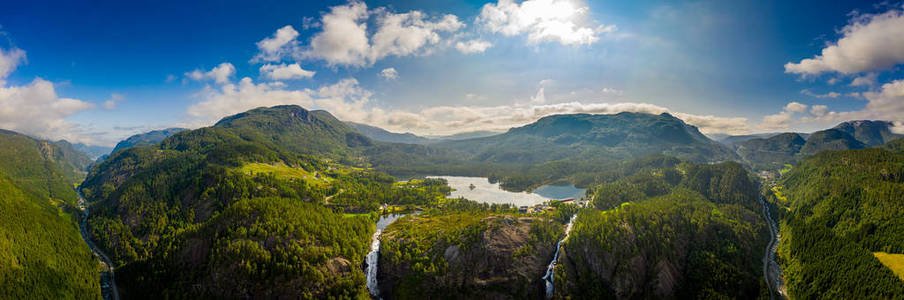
77, 191, 120, 300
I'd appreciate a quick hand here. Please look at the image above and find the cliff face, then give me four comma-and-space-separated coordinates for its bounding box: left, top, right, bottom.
378, 214, 564, 299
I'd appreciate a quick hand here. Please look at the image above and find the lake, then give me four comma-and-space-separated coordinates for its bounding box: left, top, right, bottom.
429, 176, 585, 207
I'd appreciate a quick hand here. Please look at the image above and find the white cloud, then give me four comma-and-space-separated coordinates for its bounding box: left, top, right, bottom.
809, 105, 829, 117
102, 93, 125, 110
785, 6, 904, 75
0, 47, 26, 84
0, 46, 96, 142
253, 25, 300, 62
186, 79, 749, 135
259, 63, 315, 80
0, 78, 95, 141
185, 62, 236, 84
288, 1, 464, 67
850, 73, 878, 86
761, 102, 808, 130
800, 89, 841, 98
378, 67, 398, 80
477, 0, 613, 46
455, 39, 493, 53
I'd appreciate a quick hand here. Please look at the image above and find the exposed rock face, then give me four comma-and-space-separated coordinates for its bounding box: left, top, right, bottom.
378, 215, 562, 299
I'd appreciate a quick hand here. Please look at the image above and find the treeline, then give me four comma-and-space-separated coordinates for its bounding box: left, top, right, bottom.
773, 147, 904, 298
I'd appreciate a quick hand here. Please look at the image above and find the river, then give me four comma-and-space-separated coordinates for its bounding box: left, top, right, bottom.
77, 191, 120, 300
760, 194, 786, 299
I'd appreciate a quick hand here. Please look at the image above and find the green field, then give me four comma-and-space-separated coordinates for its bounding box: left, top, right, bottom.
874, 252, 904, 281
238, 162, 331, 186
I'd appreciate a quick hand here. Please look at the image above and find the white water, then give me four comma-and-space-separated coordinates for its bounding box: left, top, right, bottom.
365, 213, 407, 299
542, 214, 578, 299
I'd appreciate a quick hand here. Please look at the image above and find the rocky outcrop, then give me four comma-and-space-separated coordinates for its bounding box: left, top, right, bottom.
378, 215, 563, 299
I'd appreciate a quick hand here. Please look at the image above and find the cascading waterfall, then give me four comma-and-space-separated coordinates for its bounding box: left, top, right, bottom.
365, 228, 383, 298
542, 214, 578, 299
365, 213, 409, 299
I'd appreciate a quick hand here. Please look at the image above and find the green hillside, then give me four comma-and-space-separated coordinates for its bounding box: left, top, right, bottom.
0, 130, 100, 299
770, 147, 904, 298
558, 160, 769, 299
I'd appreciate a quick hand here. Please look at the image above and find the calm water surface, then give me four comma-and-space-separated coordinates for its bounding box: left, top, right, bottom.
429, 176, 585, 206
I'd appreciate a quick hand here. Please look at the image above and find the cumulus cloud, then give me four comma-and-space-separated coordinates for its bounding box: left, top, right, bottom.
0, 78, 95, 141
809, 104, 829, 117
258, 1, 465, 67
185, 62, 236, 84
253, 25, 300, 62
850, 73, 878, 86
455, 39, 493, 53
800, 89, 841, 98
185, 78, 750, 135
378, 67, 398, 80
785, 6, 904, 75
761, 102, 808, 130
477, 0, 614, 46
0, 47, 26, 84
259, 63, 315, 80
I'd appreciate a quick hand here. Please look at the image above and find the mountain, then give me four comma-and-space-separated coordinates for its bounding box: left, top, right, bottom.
214, 105, 372, 155
769, 145, 904, 298
437, 112, 739, 165
79, 105, 452, 298
69, 142, 113, 160
718, 133, 785, 147
831, 120, 903, 147
346, 121, 430, 144
111, 127, 187, 154
735, 132, 807, 170
0, 130, 100, 298
427, 130, 501, 140
731, 120, 903, 171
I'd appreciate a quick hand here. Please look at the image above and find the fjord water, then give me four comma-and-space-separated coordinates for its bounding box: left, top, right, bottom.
366, 214, 407, 298
433, 176, 585, 206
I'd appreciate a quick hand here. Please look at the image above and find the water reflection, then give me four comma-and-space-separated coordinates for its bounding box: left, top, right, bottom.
429, 176, 585, 206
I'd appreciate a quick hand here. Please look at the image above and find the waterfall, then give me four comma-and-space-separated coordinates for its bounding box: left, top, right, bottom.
365, 213, 410, 299
365, 228, 382, 298
542, 214, 578, 299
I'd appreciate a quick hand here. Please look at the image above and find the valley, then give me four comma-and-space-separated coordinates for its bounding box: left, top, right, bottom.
3, 104, 904, 299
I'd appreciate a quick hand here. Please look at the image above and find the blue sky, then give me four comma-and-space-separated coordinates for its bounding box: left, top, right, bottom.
1, 0, 904, 146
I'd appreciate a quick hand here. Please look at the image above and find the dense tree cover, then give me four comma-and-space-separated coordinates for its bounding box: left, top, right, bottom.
556, 159, 769, 299
730, 120, 901, 172
115, 197, 372, 299
109, 127, 187, 155
79, 105, 457, 297
0, 130, 99, 299
378, 199, 566, 299
773, 147, 904, 298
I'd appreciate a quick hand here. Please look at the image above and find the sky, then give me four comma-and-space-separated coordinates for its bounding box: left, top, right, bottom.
2, 0, 904, 146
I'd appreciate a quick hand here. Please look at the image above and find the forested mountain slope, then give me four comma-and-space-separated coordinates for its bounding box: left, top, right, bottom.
557, 160, 769, 299
768, 146, 904, 298
436, 112, 738, 165
78, 105, 449, 298
110, 127, 186, 155
0, 130, 99, 299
